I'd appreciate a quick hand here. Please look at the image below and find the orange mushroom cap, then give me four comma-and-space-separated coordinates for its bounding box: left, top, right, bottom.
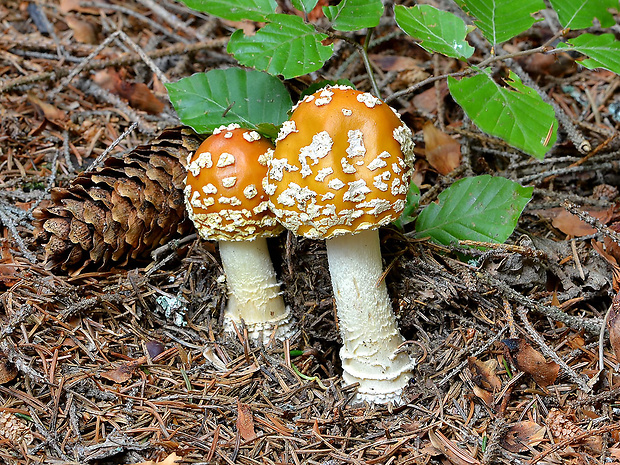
266, 86, 415, 239
184, 124, 283, 241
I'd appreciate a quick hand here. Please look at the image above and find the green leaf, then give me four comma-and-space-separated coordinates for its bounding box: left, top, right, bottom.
323, 0, 383, 31
456, 0, 545, 45
415, 175, 533, 245
292, 0, 319, 14
165, 68, 292, 134
227, 14, 333, 79
393, 181, 421, 230
395, 5, 474, 60
448, 71, 557, 159
549, 0, 617, 29
557, 33, 620, 75
179, 0, 276, 21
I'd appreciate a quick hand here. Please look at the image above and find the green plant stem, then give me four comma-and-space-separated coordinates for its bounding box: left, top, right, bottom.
327, 28, 381, 98
361, 28, 381, 97
290, 363, 328, 390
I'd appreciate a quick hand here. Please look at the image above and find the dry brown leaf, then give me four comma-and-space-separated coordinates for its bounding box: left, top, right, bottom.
237, 401, 257, 441
100, 356, 147, 383
65, 15, 97, 44
592, 239, 620, 291
522, 52, 577, 77
59, 0, 99, 14
543, 207, 613, 237
219, 19, 257, 35
468, 357, 501, 391
608, 290, 620, 358
92, 69, 164, 114
501, 421, 546, 453
27, 93, 66, 121
468, 357, 501, 408
428, 430, 480, 465
0, 262, 20, 287
411, 159, 427, 188
128, 452, 181, 465
369, 54, 422, 72
307, 0, 328, 21
145, 341, 165, 360
127, 82, 165, 114
423, 122, 461, 175
471, 384, 494, 408
0, 355, 17, 384
412, 81, 449, 114
502, 338, 559, 388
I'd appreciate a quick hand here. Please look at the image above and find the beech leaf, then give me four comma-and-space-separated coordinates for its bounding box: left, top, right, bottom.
549, 0, 617, 29
166, 68, 292, 134
456, 0, 545, 45
179, 0, 277, 21
415, 175, 532, 245
227, 14, 333, 78
557, 33, 620, 75
292, 0, 319, 13
323, 0, 383, 31
448, 71, 557, 159
395, 5, 474, 59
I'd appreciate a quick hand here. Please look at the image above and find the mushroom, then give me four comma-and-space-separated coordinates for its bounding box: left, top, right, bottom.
184, 124, 293, 343
266, 86, 416, 404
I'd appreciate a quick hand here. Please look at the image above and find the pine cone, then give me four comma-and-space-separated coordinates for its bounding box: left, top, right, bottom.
34, 126, 203, 274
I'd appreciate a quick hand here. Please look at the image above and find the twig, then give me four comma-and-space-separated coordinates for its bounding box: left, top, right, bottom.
583, 86, 601, 125
84, 121, 139, 172
518, 158, 618, 184
600, 303, 618, 372
517, 306, 591, 392
570, 239, 585, 281
76, 78, 154, 133
386, 70, 469, 104
25, 147, 60, 219
437, 325, 509, 388
386, 29, 567, 104
0, 201, 37, 263
476, 272, 603, 336
78, 0, 189, 44
360, 29, 381, 98
0, 39, 227, 94
50, 31, 122, 98
562, 200, 620, 247
135, 0, 206, 41
481, 418, 509, 465
112, 29, 169, 85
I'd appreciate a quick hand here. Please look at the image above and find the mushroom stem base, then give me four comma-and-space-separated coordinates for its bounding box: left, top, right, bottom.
219, 238, 293, 344
326, 229, 415, 404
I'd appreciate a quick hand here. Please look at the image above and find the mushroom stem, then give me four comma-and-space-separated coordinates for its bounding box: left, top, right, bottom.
219, 238, 292, 343
325, 229, 415, 404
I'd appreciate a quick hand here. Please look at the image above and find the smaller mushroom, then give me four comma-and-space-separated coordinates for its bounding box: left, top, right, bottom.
184, 124, 293, 343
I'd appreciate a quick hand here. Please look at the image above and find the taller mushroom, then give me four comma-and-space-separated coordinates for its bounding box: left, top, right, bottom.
184, 124, 292, 343
266, 85, 416, 404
